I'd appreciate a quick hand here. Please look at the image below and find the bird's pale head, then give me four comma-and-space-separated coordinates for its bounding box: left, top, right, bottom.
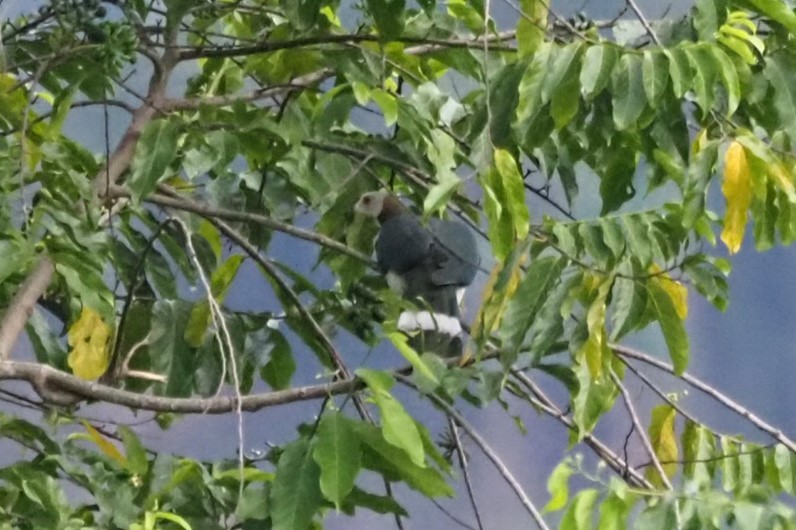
354, 190, 388, 217
355, 190, 405, 223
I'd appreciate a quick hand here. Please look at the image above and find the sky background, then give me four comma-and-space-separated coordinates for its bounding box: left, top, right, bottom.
2, 0, 796, 528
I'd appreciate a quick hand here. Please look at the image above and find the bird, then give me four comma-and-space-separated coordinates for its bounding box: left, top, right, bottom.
355, 190, 480, 356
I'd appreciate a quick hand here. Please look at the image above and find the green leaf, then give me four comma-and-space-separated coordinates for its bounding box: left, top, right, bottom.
711, 46, 741, 116
184, 254, 245, 347
128, 120, 180, 201
494, 148, 531, 240
499, 256, 566, 362
764, 52, 796, 141
352, 419, 453, 497
642, 51, 668, 107
119, 426, 148, 476
580, 44, 619, 99
261, 330, 296, 390
356, 369, 425, 467
313, 411, 361, 509
648, 282, 689, 374
597, 491, 632, 530
544, 459, 573, 512
271, 439, 323, 530
149, 300, 197, 397
663, 47, 693, 99
560, 489, 599, 530
685, 45, 718, 116
612, 54, 646, 130
517, 0, 547, 57
745, 0, 796, 34
367, 0, 405, 39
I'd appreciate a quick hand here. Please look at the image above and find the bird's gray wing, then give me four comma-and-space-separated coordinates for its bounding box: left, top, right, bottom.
428, 219, 479, 287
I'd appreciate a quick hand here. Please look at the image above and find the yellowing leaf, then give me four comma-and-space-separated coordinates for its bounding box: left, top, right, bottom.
646, 405, 678, 487
721, 141, 752, 254
649, 265, 688, 320
81, 420, 128, 468
67, 307, 112, 380
577, 276, 611, 378
770, 163, 796, 202
691, 128, 708, 156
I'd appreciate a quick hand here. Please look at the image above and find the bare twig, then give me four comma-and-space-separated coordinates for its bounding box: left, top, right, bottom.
609, 369, 672, 490
625, 0, 662, 46
510, 370, 653, 489
396, 374, 550, 530
449, 416, 485, 530
0, 259, 55, 360
612, 344, 796, 454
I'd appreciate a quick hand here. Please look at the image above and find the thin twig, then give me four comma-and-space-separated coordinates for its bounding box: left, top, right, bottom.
612, 344, 796, 454
510, 370, 653, 489
396, 374, 550, 530
625, 0, 662, 46
449, 416, 485, 530
609, 369, 672, 490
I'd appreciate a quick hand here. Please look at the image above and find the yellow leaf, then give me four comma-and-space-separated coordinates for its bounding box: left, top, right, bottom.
646, 405, 678, 487
577, 276, 611, 378
649, 265, 688, 320
81, 420, 128, 468
720, 141, 752, 254
67, 307, 112, 380
691, 128, 708, 156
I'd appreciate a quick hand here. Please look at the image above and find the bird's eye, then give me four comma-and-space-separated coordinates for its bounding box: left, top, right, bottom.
363, 197, 371, 204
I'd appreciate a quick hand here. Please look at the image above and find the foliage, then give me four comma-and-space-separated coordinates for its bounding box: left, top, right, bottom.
1, 0, 796, 528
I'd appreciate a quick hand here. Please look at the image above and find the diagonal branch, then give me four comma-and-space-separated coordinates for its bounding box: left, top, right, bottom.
612, 344, 796, 454
609, 369, 672, 490
396, 373, 551, 530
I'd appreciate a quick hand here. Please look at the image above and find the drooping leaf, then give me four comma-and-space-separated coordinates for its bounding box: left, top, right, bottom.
648, 282, 689, 374
271, 439, 323, 530
313, 411, 361, 509
128, 120, 180, 201
721, 140, 752, 254
67, 307, 112, 380
646, 405, 678, 488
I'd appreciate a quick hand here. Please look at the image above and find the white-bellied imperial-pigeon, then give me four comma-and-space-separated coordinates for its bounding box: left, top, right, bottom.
355, 190, 480, 355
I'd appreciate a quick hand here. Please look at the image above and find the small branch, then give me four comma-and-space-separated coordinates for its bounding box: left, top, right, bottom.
510, 370, 654, 490
609, 369, 672, 490
396, 374, 551, 530
129, 186, 376, 267
449, 416, 485, 530
0, 259, 55, 360
612, 344, 796, 454
176, 31, 517, 61
625, 0, 662, 46
161, 72, 331, 111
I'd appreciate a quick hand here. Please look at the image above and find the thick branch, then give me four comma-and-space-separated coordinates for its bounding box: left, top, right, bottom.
0, 259, 55, 360
0, 361, 357, 412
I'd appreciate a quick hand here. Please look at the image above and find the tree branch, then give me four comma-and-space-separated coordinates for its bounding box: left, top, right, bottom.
176, 31, 517, 61
396, 374, 551, 530
0, 360, 358, 412
128, 185, 376, 267
510, 370, 654, 490
609, 369, 672, 490
612, 344, 796, 454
